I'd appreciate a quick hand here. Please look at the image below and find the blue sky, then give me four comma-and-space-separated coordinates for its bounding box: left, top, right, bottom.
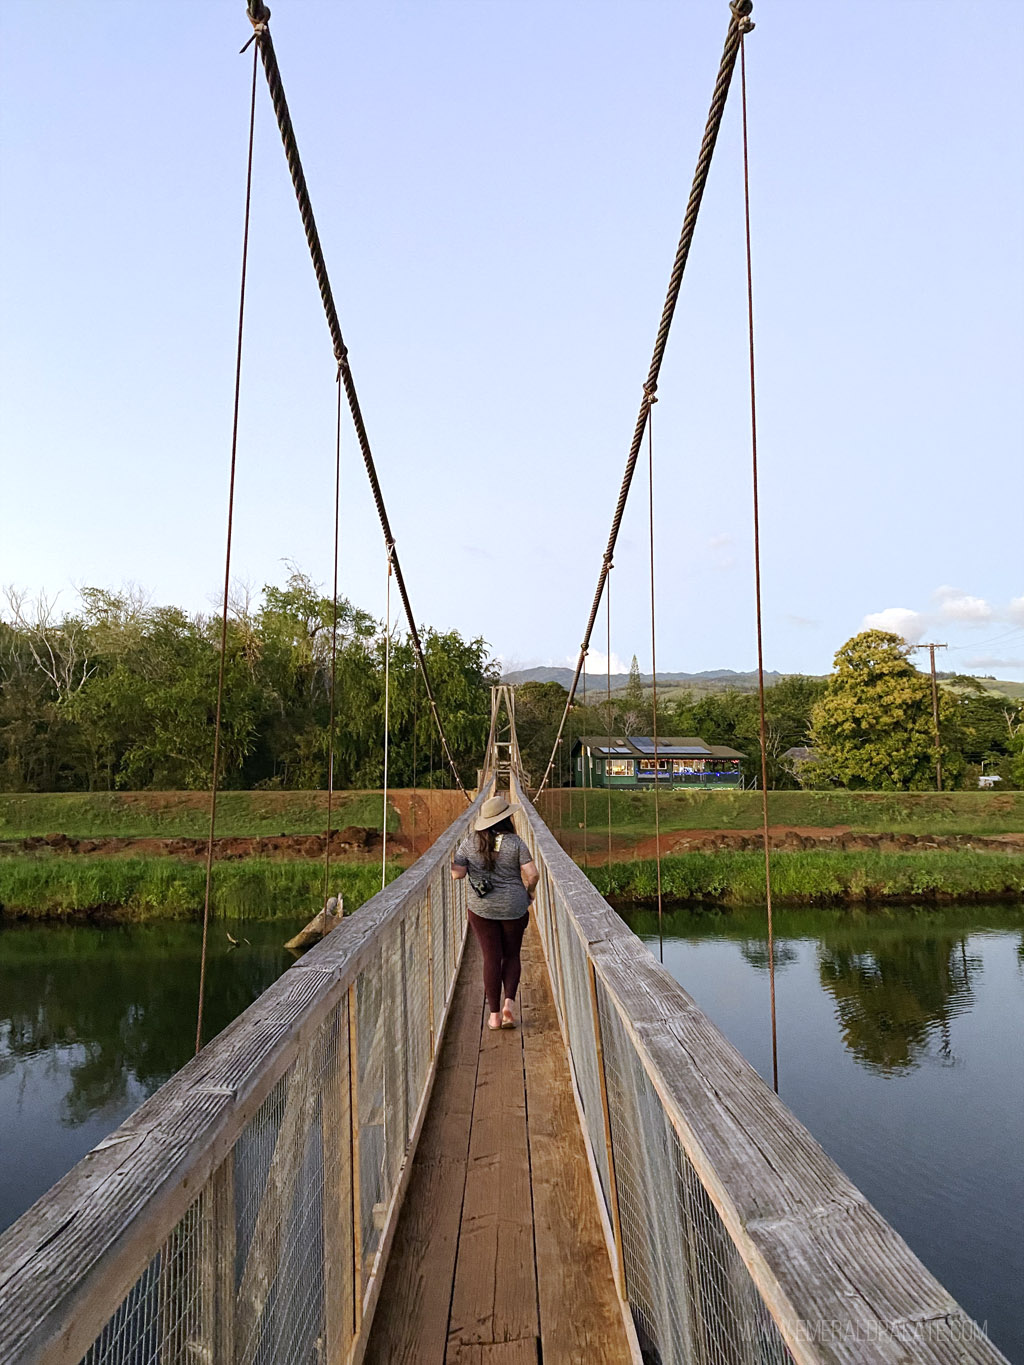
2, 0, 1022, 679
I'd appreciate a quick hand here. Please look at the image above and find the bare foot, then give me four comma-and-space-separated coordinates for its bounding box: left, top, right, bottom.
501, 998, 516, 1027
488, 1011, 502, 1030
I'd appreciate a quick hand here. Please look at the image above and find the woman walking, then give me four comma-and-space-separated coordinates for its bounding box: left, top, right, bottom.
451, 794, 539, 1030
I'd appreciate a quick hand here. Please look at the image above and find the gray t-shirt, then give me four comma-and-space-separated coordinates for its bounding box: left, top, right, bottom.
453, 830, 533, 920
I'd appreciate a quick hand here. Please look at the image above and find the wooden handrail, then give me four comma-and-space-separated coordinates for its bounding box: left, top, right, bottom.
511, 777, 1007, 1365
0, 792, 484, 1365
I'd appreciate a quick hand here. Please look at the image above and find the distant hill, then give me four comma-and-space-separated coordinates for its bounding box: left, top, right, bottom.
502, 666, 789, 694
502, 666, 1024, 700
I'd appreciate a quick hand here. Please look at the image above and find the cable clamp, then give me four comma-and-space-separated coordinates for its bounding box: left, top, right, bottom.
240, 4, 270, 51
643, 382, 659, 405
730, 0, 755, 33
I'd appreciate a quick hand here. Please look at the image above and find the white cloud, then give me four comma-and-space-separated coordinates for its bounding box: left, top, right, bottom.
863, 607, 928, 642
570, 649, 630, 676
863, 587, 1023, 646
934, 586, 993, 623
965, 657, 1024, 670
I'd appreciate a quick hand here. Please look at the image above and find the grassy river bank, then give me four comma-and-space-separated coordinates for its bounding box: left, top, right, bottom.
1, 790, 1022, 920
0, 857, 404, 922
587, 849, 1024, 906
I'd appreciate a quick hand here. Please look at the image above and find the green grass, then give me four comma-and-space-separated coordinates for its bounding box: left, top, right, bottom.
585, 850, 1024, 906
0, 790, 401, 840
0, 856, 405, 922
539, 789, 1024, 837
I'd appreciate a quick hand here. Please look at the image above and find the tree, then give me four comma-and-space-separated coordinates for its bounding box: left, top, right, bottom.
621, 655, 647, 735
810, 630, 962, 790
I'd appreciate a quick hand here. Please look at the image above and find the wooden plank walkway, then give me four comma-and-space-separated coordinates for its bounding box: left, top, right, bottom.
364, 922, 632, 1365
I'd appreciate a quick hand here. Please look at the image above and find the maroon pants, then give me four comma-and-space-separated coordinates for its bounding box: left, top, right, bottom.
468, 909, 529, 1012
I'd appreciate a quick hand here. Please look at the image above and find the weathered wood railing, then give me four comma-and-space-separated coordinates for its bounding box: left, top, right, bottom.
511, 776, 1007, 1365
0, 794, 483, 1365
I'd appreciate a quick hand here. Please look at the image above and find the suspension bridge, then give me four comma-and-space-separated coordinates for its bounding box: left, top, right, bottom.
0, 3, 1009, 1362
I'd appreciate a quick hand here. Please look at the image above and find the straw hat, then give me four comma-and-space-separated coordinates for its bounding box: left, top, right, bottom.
474, 794, 520, 832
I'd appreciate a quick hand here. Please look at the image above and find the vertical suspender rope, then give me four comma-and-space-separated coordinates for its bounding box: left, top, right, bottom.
382, 549, 393, 889
195, 43, 259, 1056
740, 32, 779, 1094
606, 567, 613, 866
581, 655, 589, 869
321, 368, 343, 935
646, 391, 665, 962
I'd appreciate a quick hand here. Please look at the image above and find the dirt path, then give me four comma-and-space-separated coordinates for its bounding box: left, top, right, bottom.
559, 825, 1024, 863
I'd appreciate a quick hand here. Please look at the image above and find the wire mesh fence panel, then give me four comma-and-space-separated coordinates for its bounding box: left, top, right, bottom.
355, 946, 387, 1290
81, 1194, 209, 1365
382, 921, 408, 1197
430, 867, 447, 1043
597, 978, 795, 1365
404, 899, 431, 1130
233, 1021, 332, 1365
551, 903, 612, 1215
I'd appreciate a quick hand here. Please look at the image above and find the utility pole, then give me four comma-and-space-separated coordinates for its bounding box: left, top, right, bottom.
913, 643, 947, 791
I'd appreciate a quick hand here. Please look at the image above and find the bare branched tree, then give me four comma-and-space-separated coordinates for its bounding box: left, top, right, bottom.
2, 587, 95, 699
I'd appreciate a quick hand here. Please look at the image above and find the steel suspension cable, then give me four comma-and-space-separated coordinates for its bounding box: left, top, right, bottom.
740, 33, 779, 1094
647, 398, 665, 962
320, 369, 343, 936
195, 43, 259, 1056
244, 1, 468, 802
535, 0, 755, 798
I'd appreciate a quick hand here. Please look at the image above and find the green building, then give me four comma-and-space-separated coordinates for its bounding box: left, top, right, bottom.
569, 736, 745, 789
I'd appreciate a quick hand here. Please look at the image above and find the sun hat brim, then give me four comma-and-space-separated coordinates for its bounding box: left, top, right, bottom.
474, 802, 521, 832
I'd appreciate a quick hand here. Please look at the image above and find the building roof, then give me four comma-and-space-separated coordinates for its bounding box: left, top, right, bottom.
572, 736, 745, 760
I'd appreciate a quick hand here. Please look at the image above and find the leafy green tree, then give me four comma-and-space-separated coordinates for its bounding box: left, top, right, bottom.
810, 630, 961, 790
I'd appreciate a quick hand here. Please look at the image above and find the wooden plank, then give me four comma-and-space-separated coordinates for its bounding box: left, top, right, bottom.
448, 1341, 539, 1365
361, 934, 484, 1365
518, 927, 632, 1365
447, 987, 538, 1353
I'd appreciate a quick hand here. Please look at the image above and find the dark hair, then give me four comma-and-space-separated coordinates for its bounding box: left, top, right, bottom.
474, 816, 515, 871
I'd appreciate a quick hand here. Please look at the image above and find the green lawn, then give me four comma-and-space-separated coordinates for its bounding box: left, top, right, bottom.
538, 789, 1024, 837
0, 790, 400, 839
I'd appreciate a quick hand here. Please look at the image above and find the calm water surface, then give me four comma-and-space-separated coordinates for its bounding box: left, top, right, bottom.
2, 907, 1022, 1360
618, 902, 1024, 1363
0, 919, 291, 1232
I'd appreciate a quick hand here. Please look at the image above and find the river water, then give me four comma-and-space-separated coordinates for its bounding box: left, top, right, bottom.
618, 902, 1024, 1363
1, 906, 1021, 1360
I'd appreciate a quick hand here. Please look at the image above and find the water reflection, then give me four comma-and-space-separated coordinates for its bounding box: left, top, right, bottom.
619, 903, 1012, 1076
0, 923, 286, 1123
616, 902, 1024, 1361
0, 920, 290, 1232
817, 935, 980, 1075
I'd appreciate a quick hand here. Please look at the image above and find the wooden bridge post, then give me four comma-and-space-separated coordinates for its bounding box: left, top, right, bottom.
587, 959, 628, 1303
